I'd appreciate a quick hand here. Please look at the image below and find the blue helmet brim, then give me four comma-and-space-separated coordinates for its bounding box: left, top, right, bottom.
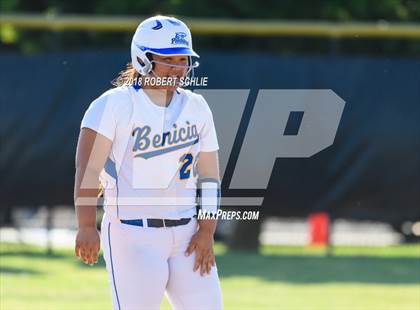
136, 45, 200, 58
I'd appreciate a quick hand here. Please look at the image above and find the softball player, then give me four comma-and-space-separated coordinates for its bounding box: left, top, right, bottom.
74, 15, 223, 309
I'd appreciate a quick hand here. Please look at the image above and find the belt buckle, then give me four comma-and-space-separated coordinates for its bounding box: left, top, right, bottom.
162, 219, 166, 228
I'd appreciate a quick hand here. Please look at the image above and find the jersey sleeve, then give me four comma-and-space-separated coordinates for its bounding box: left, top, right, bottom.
80, 94, 117, 141
199, 96, 219, 152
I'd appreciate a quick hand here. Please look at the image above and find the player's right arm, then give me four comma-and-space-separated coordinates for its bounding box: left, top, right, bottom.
74, 128, 112, 265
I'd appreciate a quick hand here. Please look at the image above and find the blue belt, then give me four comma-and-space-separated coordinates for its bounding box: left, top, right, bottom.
120, 218, 191, 228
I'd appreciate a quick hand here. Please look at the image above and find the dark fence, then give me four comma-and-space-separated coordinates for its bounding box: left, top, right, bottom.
0, 50, 419, 224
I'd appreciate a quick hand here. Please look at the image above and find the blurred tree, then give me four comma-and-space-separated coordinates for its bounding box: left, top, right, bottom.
2, 0, 419, 20
1, 0, 419, 54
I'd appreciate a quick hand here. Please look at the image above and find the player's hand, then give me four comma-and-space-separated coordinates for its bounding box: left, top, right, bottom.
75, 227, 100, 266
185, 229, 216, 276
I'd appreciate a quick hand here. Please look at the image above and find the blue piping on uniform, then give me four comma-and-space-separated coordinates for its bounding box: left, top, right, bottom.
108, 222, 121, 310
104, 158, 117, 180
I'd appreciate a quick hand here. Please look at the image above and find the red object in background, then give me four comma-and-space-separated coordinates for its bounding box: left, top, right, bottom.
309, 212, 330, 246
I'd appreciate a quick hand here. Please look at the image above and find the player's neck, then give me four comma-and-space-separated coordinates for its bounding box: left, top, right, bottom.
142, 88, 174, 108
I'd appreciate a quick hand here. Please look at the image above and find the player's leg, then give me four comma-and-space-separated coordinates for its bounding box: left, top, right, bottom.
165, 218, 223, 310
101, 214, 170, 310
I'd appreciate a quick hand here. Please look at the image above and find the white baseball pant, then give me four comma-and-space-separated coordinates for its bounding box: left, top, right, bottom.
101, 213, 223, 310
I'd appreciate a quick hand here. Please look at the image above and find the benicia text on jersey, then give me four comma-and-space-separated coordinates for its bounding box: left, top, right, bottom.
132, 121, 199, 154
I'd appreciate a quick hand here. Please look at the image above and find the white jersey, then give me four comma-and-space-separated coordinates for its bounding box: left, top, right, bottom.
80, 86, 219, 220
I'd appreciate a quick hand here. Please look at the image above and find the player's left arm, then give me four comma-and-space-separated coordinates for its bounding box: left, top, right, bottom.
185, 150, 220, 275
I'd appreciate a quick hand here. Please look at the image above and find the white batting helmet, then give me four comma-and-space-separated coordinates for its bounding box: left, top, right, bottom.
131, 15, 200, 76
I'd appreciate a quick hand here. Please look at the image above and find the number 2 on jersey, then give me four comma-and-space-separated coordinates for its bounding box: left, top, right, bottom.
180, 153, 198, 179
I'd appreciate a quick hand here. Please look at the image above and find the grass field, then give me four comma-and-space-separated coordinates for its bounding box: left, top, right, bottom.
1, 242, 419, 310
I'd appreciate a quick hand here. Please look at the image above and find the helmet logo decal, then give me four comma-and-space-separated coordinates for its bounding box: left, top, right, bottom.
152, 20, 163, 30
171, 32, 189, 46
167, 19, 181, 26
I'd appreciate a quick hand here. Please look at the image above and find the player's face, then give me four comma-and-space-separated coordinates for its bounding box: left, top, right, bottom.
150, 54, 189, 90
